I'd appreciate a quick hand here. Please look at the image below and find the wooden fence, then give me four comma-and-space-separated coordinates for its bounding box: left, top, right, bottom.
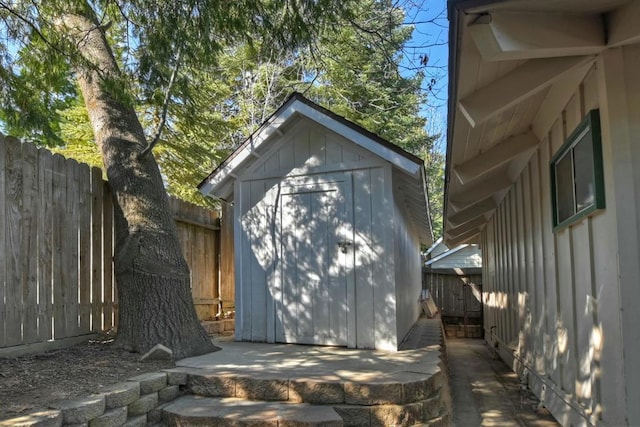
423, 268, 483, 325
171, 197, 234, 320
0, 135, 232, 353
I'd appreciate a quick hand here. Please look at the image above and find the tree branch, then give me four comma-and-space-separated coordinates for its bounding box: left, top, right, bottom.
140, 48, 182, 158
0, 0, 67, 56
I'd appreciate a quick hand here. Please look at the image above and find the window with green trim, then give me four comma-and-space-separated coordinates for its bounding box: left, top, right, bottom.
550, 109, 605, 231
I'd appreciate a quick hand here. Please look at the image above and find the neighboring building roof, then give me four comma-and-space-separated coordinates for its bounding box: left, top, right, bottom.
424, 236, 482, 270
424, 237, 449, 258
425, 244, 481, 268
198, 92, 433, 244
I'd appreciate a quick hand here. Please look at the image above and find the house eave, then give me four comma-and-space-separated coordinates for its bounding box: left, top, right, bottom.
444, 0, 636, 247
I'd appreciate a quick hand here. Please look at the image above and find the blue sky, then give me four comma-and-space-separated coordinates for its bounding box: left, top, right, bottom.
402, 0, 449, 148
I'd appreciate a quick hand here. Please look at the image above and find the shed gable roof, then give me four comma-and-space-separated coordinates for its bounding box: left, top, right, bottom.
199, 93, 424, 195
198, 92, 432, 245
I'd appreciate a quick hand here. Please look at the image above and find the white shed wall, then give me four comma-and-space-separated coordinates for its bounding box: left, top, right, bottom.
352, 166, 397, 350
393, 189, 423, 347
233, 118, 411, 350
480, 47, 640, 426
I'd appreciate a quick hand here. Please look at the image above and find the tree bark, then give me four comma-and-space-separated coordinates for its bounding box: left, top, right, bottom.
58, 9, 216, 358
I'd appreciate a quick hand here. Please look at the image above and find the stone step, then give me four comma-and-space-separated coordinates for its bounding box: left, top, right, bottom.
162, 395, 343, 426
168, 366, 445, 406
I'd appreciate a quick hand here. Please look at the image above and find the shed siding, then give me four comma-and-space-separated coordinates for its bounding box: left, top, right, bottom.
352, 166, 395, 349
253, 120, 373, 178
393, 187, 422, 347
481, 52, 637, 426
233, 120, 409, 350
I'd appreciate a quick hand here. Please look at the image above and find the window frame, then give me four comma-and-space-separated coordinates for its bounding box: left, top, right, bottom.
550, 109, 605, 231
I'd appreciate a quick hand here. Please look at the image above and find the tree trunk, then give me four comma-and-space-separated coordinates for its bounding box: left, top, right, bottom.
58, 9, 216, 358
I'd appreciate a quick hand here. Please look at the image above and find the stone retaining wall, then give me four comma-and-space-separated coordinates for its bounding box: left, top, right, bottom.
0, 371, 184, 427
200, 319, 234, 336
1, 319, 453, 427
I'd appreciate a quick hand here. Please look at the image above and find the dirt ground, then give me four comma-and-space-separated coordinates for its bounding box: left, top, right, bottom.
0, 334, 175, 421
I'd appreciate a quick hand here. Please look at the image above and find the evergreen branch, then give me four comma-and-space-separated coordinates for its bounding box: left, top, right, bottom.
0, 0, 66, 56
140, 48, 182, 158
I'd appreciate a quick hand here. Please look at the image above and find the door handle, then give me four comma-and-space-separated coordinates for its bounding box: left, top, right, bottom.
337, 241, 352, 253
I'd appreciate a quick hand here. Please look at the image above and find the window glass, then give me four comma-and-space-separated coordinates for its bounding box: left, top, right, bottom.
555, 151, 575, 223
574, 129, 595, 213
550, 109, 604, 231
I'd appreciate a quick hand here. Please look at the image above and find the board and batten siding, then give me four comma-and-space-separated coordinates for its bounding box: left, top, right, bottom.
392, 183, 422, 347
352, 165, 395, 350
480, 47, 640, 426
233, 118, 403, 350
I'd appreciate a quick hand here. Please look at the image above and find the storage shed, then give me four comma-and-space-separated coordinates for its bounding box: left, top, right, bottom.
199, 93, 432, 351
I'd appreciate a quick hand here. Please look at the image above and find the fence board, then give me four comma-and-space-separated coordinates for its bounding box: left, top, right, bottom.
195, 225, 206, 297
65, 159, 80, 336
424, 270, 483, 319
208, 228, 218, 302
5, 137, 23, 346
52, 153, 67, 339
171, 197, 223, 320
78, 163, 92, 334
21, 142, 39, 344
103, 183, 115, 330
91, 167, 103, 332
0, 135, 6, 347
37, 148, 53, 341
192, 225, 203, 301
220, 203, 235, 310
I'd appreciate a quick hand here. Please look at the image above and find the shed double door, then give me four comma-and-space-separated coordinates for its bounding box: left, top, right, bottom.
276, 174, 354, 346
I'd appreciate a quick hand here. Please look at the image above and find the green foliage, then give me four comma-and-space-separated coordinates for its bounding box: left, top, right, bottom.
304, 0, 434, 153
424, 147, 445, 238
0, 35, 75, 144
53, 93, 103, 170
0, 0, 354, 141
0, 0, 445, 229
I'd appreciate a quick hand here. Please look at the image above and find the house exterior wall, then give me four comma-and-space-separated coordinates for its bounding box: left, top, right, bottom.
481, 46, 640, 426
232, 118, 408, 350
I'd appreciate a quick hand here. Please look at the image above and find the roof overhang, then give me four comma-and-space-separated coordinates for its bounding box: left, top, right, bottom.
445, 0, 638, 246
425, 244, 473, 267
199, 93, 433, 245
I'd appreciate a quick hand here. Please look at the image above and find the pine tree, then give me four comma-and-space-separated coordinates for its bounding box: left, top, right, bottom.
0, 0, 354, 357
